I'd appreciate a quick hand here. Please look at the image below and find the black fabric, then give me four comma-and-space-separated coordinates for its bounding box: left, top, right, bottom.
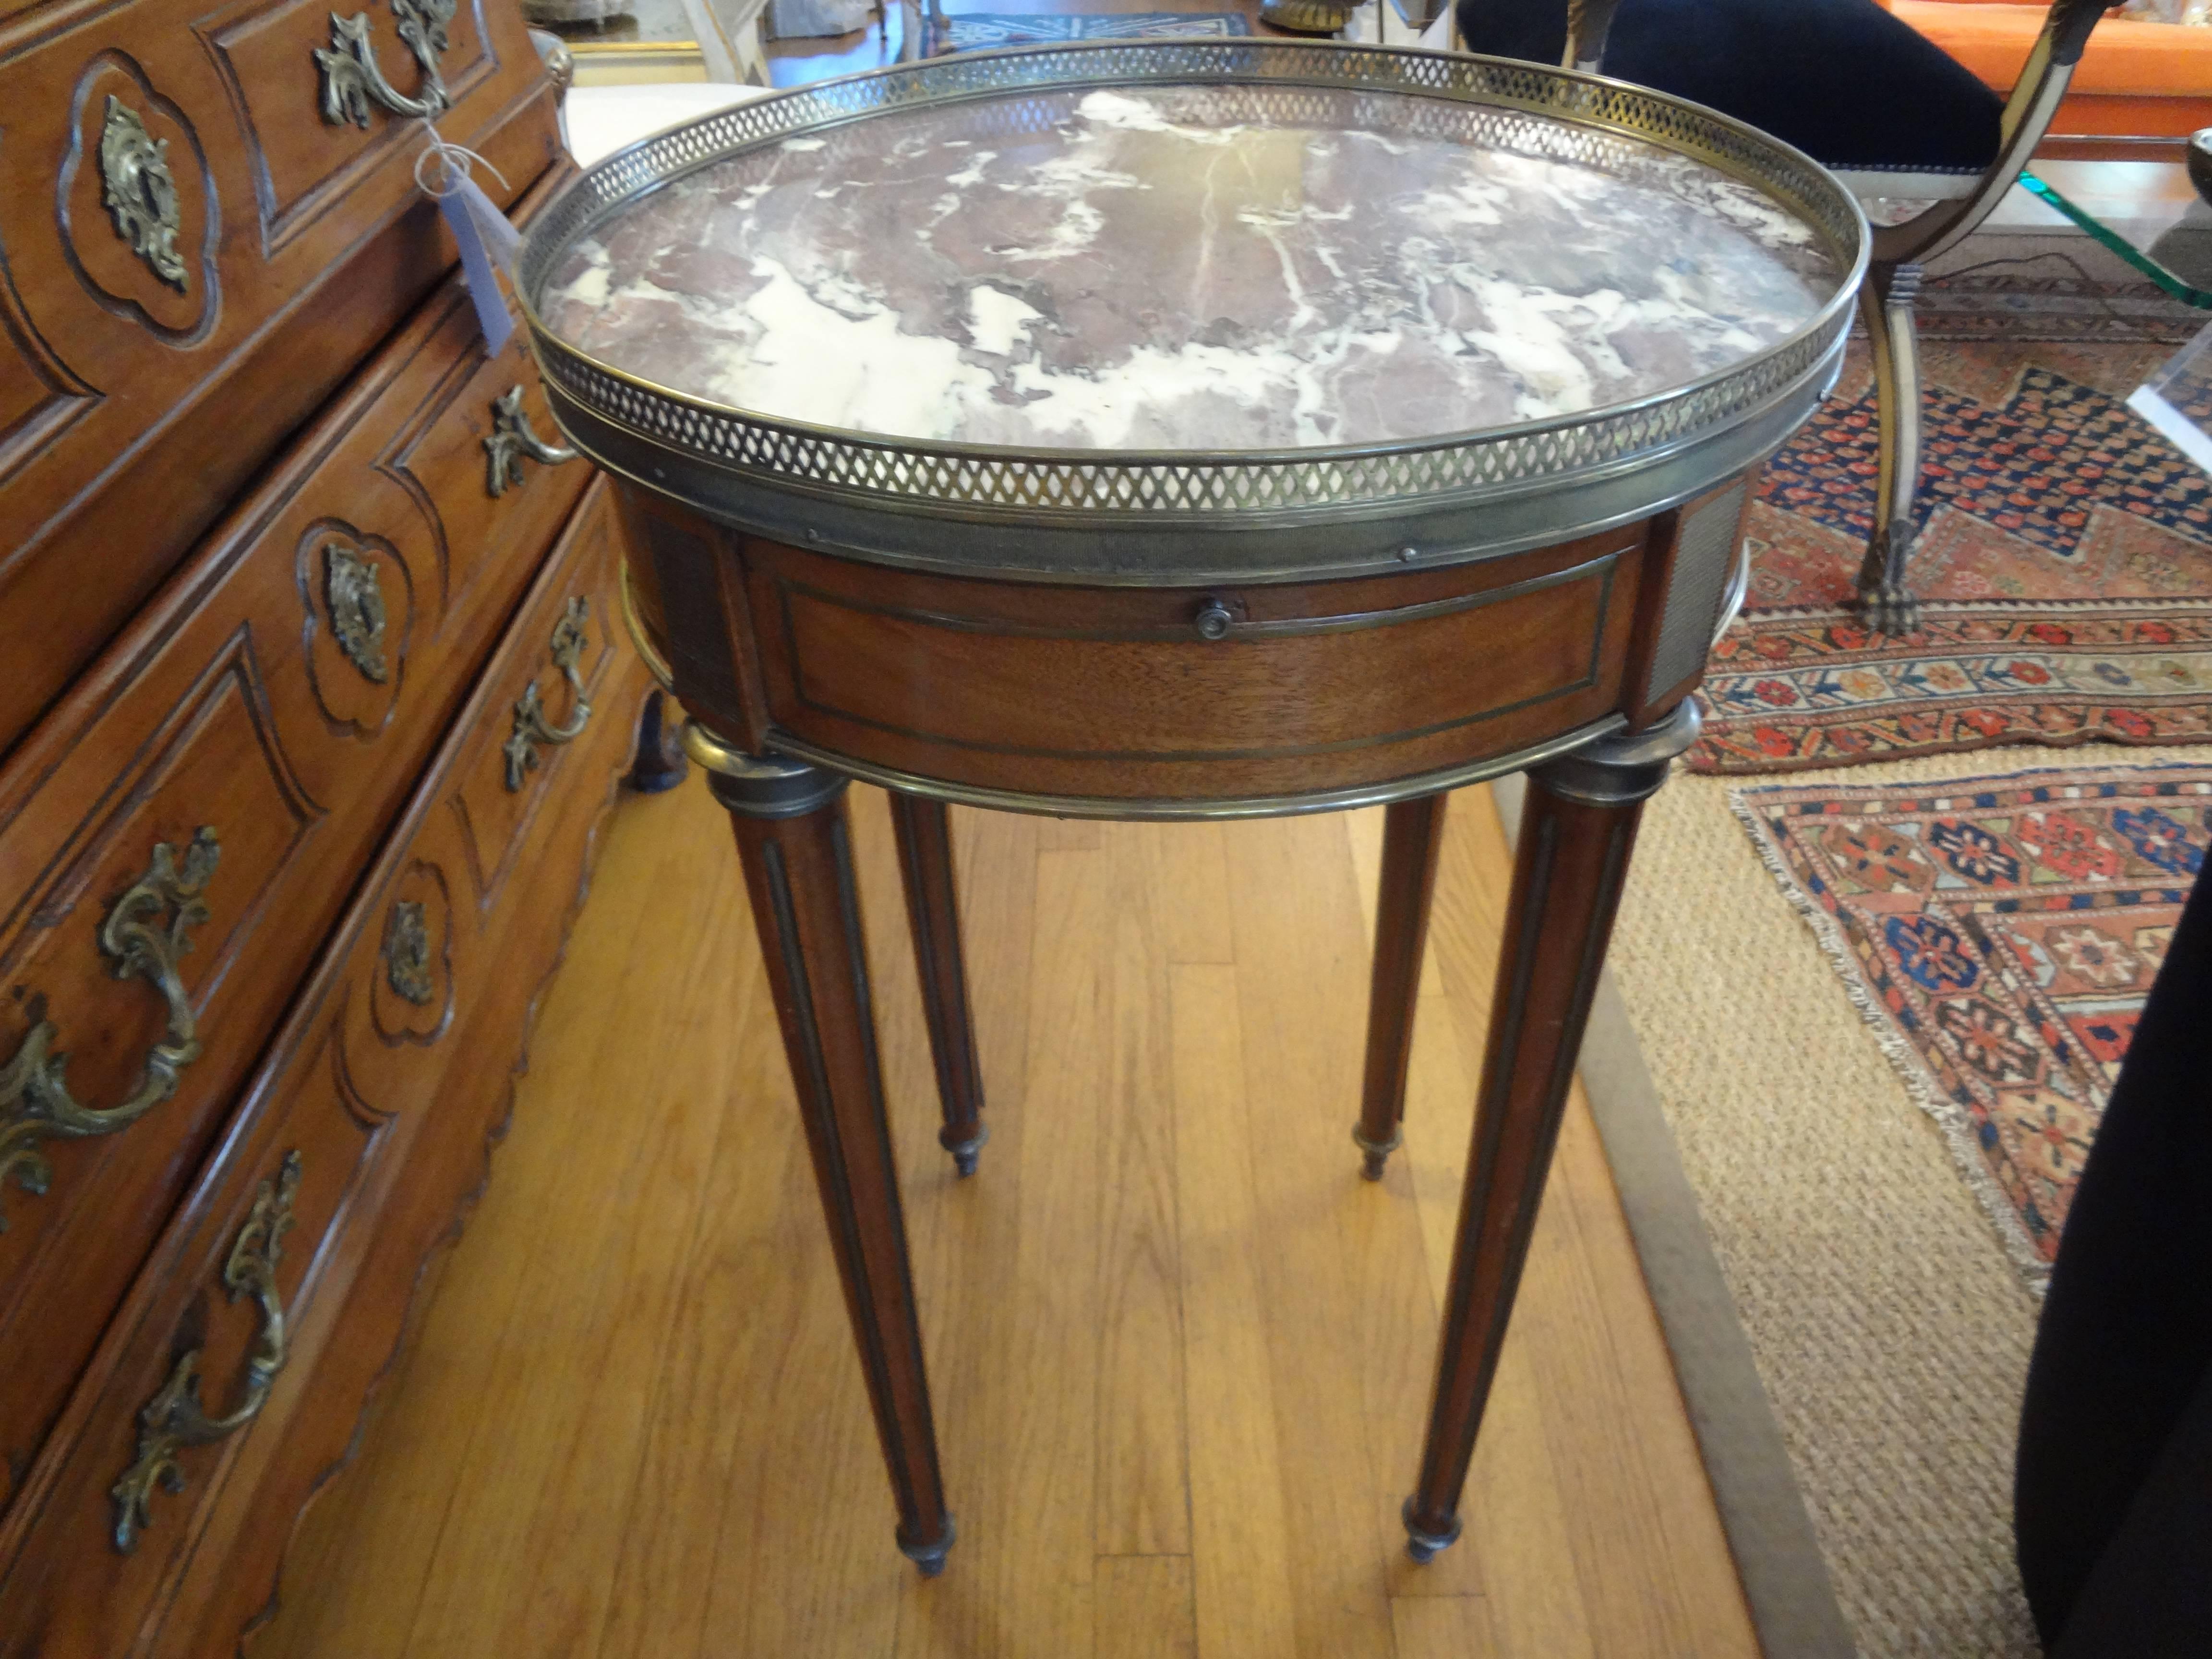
2047, 1363, 2212, 1659
2014, 862, 2212, 1653
1451, 0, 2005, 172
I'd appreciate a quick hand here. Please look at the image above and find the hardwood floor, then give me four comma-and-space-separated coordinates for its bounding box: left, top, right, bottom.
250, 781, 1757, 1659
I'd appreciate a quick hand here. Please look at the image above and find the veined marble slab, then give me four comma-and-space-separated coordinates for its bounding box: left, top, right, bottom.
541, 82, 1840, 452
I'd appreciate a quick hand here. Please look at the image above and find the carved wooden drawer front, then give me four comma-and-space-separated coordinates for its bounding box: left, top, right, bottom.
452, 497, 624, 910
0, 245, 587, 1505
0, 476, 646, 1657
0, 0, 563, 762
721, 525, 1645, 804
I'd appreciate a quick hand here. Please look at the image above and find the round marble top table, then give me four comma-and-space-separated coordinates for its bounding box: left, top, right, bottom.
520, 41, 1866, 1576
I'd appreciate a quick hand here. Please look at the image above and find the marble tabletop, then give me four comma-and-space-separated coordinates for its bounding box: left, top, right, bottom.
539, 81, 1841, 453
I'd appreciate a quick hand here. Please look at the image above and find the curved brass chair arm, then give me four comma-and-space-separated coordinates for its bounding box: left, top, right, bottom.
1849, 0, 2116, 633
1563, 0, 1626, 72
111, 1152, 301, 1553
0, 830, 221, 1227
1875, 0, 2116, 267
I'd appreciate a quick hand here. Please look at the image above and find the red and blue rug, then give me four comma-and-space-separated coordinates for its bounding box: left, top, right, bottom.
1734, 761, 2212, 1280
1692, 340, 2212, 774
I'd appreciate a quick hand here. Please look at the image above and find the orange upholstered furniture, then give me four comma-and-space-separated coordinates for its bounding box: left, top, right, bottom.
1880, 0, 2212, 152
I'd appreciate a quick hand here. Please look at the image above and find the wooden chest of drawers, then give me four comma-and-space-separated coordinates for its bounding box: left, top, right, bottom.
0, 0, 562, 757
0, 9, 652, 1649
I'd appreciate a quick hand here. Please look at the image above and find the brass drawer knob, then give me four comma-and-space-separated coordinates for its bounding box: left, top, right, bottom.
0, 830, 220, 1228
1193, 597, 1235, 641
314, 0, 453, 128
484, 386, 577, 498
111, 1151, 301, 1553
503, 598, 594, 790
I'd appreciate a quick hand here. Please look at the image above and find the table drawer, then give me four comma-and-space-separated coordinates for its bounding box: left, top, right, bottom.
0, 0, 562, 760
0, 195, 589, 1497
627, 503, 1646, 806
0, 475, 645, 1657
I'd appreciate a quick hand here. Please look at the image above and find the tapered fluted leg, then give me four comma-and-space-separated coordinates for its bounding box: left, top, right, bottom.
890, 793, 988, 1175
1355, 794, 1447, 1180
692, 727, 955, 1575
1403, 705, 1698, 1563
1853, 262, 1925, 638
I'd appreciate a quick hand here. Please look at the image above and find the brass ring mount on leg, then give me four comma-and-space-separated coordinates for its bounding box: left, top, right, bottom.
684, 722, 848, 819
1528, 700, 1700, 809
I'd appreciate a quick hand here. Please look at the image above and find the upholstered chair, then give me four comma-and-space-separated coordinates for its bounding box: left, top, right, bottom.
1454, 0, 2119, 633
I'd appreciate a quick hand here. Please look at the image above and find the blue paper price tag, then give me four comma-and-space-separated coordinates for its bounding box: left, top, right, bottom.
438, 172, 519, 355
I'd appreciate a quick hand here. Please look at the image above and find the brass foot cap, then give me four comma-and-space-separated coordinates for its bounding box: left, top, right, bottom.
900, 1516, 957, 1577
941, 1122, 989, 1178
1353, 1123, 1403, 1182
1402, 1499, 1462, 1565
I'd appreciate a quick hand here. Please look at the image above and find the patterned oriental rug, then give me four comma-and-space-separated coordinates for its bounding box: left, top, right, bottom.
1732, 761, 2212, 1286
1692, 339, 2212, 775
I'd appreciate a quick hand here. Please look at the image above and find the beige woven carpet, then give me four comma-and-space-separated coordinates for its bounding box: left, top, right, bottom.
1603, 740, 2209, 1658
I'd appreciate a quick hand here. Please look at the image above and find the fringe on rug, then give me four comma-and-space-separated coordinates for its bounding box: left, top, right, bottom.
1725, 785, 2060, 1296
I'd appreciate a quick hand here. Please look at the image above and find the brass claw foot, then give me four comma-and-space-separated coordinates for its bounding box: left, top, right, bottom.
1852, 580, 1923, 638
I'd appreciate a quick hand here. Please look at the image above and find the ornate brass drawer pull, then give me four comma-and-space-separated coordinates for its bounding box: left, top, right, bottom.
503, 598, 593, 790
111, 1151, 301, 1553
314, 0, 454, 128
484, 386, 577, 498
98, 96, 188, 292
0, 830, 220, 1229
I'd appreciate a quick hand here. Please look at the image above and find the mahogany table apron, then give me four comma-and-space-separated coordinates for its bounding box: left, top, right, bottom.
513, 40, 1870, 1573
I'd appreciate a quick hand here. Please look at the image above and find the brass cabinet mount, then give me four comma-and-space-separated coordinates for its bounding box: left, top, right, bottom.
314, 0, 456, 127
502, 598, 592, 790
484, 386, 577, 498
111, 1151, 301, 1553
97, 96, 188, 292
323, 541, 390, 684
383, 900, 434, 1005
0, 829, 220, 1228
